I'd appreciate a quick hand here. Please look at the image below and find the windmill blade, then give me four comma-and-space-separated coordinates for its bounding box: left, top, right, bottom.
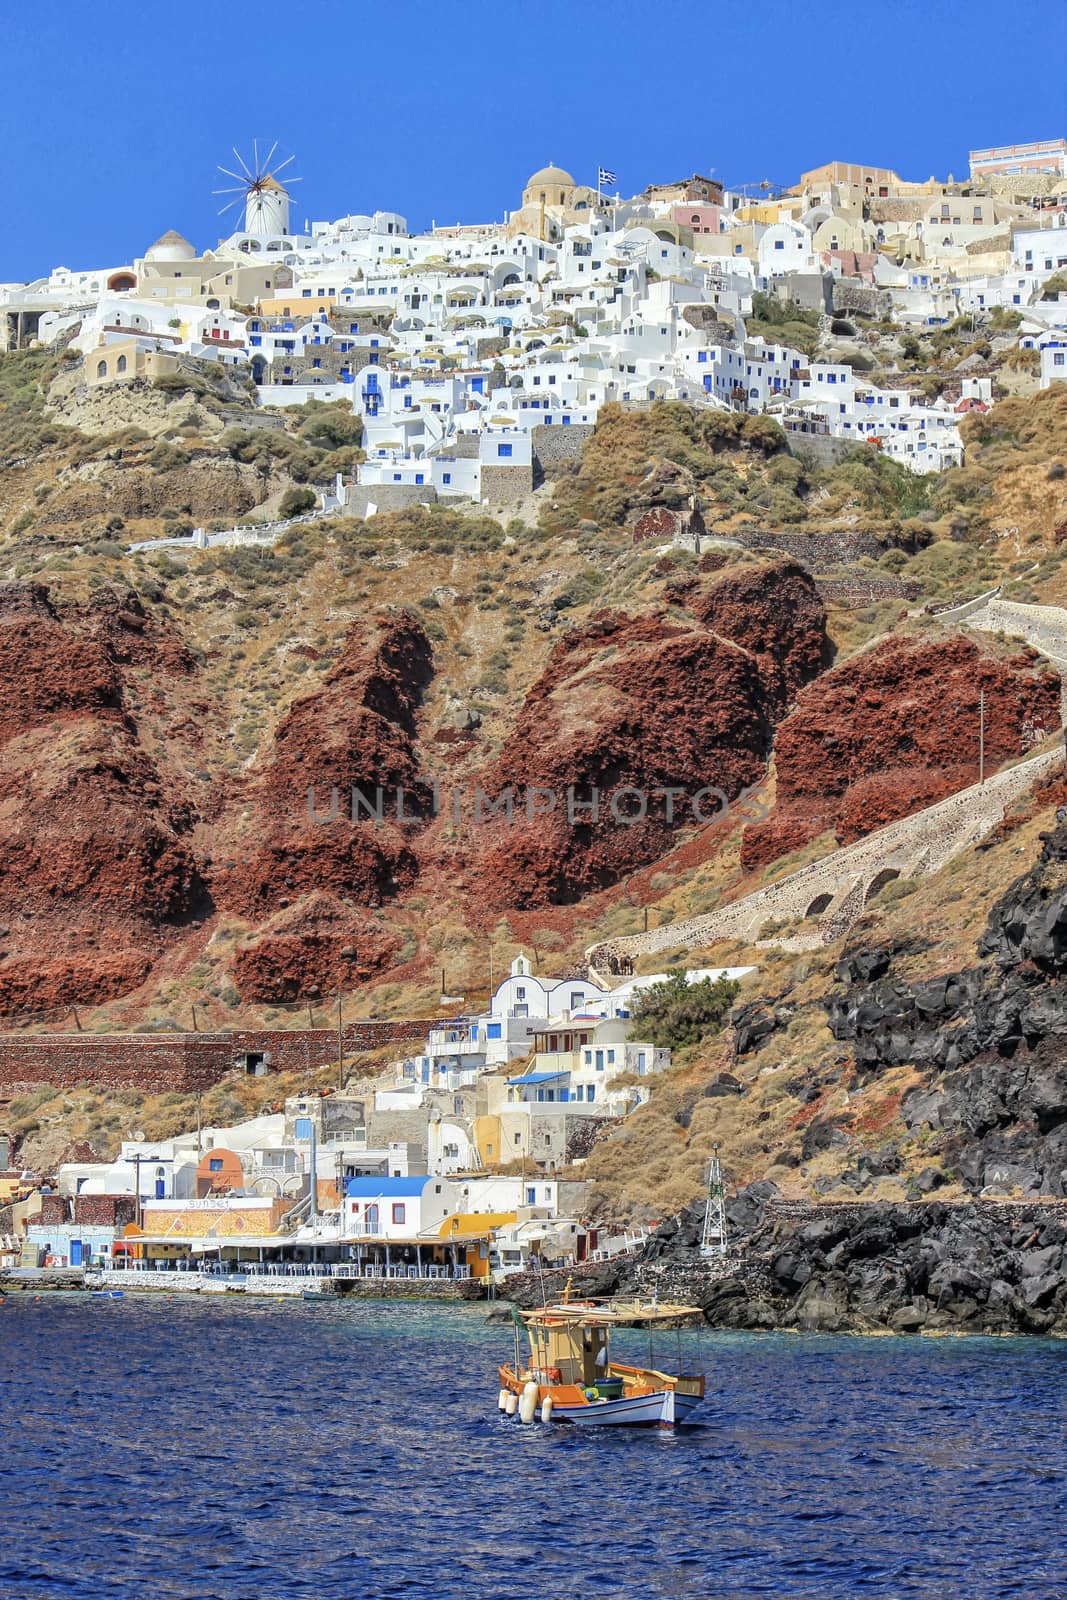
253, 137, 260, 175
272, 153, 296, 177
262, 140, 279, 172
217, 196, 242, 217
232, 146, 253, 179
217, 165, 249, 185
212, 184, 248, 197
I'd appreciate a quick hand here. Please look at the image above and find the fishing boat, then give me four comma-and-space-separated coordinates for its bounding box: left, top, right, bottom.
498, 1289, 706, 1429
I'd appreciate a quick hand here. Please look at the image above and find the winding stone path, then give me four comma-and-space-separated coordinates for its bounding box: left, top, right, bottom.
590, 747, 1063, 968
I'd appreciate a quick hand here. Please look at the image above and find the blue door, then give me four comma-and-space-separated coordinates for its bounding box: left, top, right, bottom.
70, 1239, 83, 1267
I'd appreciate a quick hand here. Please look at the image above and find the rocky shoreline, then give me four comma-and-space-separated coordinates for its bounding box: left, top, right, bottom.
502, 1186, 1067, 1335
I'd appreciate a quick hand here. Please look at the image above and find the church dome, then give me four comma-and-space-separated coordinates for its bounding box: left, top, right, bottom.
526, 163, 575, 190
522, 163, 578, 211
145, 229, 196, 263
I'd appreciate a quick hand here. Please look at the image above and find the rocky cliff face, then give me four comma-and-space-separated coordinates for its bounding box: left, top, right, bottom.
741, 633, 1060, 870
217, 612, 433, 998
826, 815, 1067, 1198
0, 582, 207, 1012
501, 1184, 1067, 1334
638, 1187, 1067, 1335
473, 561, 830, 910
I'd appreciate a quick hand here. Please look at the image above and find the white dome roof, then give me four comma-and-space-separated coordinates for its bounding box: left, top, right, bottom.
145, 230, 196, 263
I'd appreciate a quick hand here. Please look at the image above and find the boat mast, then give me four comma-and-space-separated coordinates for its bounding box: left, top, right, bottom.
700, 1142, 727, 1258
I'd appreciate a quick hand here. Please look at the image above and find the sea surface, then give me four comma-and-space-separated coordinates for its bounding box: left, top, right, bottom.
1, 1293, 1065, 1600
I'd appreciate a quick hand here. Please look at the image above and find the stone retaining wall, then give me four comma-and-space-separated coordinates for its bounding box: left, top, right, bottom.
531, 423, 594, 477
832, 281, 893, 319
481, 462, 533, 504
722, 526, 890, 566
343, 484, 437, 519
815, 577, 923, 607
785, 430, 862, 467
0, 1019, 438, 1094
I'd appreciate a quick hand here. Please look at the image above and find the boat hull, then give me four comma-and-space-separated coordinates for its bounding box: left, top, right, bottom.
498, 1364, 705, 1429
552, 1387, 703, 1428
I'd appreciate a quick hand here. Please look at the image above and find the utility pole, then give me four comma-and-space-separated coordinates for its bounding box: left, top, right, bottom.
336, 993, 344, 1093
195, 1090, 203, 1157
979, 689, 986, 784
191, 1002, 199, 1033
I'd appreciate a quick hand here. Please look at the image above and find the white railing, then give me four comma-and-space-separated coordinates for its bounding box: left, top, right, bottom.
93, 1261, 472, 1285
586, 1227, 651, 1263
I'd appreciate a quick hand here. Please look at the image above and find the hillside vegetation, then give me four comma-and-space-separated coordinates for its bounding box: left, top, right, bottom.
1, 363, 1066, 1215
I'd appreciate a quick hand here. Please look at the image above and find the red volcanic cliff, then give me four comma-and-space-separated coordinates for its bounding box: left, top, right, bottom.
471, 562, 830, 910
0, 584, 206, 1015
230, 894, 401, 1004
741, 632, 1062, 870
669, 559, 834, 717
217, 612, 433, 988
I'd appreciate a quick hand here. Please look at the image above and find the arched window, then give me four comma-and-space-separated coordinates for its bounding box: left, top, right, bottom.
96, 359, 107, 378
116, 355, 127, 374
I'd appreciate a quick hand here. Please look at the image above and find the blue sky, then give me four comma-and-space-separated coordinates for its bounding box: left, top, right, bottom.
2, 0, 1065, 282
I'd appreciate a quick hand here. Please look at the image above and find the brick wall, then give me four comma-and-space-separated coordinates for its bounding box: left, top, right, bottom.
0, 1019, 439, 1095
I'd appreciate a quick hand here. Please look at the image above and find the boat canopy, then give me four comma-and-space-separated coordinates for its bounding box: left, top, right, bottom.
521, 1298, 703, 1328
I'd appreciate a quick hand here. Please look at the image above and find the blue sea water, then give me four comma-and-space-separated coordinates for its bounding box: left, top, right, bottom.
1, 1295, 1065, 1600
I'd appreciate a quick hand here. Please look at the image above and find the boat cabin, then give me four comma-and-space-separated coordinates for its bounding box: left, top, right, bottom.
526, 1311, 609, 1388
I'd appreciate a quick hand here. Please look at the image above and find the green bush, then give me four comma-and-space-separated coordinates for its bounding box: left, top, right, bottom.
278, 486, 317, 518
629, 969, 740, 1051
148, 441, 191, 471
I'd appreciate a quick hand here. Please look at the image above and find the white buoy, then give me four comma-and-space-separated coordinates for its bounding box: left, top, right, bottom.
519, 1380, 539, 1425
540, 1395, 555, 1424
498, 1388, 510, 1412
505, 1391, 519, 1417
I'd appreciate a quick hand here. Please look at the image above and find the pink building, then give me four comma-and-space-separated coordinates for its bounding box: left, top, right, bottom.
969, 140, 1067, 179
673, 203, 723, 236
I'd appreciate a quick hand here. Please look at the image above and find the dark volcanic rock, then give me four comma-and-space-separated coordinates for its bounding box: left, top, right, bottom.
825, 821, 1067, 1196
624, 1188, 1067, 1335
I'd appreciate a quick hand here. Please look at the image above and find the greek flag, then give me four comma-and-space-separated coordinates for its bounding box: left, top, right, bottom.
598, 166, 617, 188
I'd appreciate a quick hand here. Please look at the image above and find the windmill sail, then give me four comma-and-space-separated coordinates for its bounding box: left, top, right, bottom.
213, 142, 302, 238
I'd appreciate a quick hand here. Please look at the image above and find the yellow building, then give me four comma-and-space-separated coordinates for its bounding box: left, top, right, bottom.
735, 197, 805, 225
85, 337, 180, 387
437, 1212, 517, 1280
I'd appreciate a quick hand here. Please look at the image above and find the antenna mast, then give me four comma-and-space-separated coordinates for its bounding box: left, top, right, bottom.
700, 1142, 727, 1257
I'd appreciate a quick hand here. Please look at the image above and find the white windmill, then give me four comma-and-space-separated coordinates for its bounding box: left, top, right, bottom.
214, 142, 301, 239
